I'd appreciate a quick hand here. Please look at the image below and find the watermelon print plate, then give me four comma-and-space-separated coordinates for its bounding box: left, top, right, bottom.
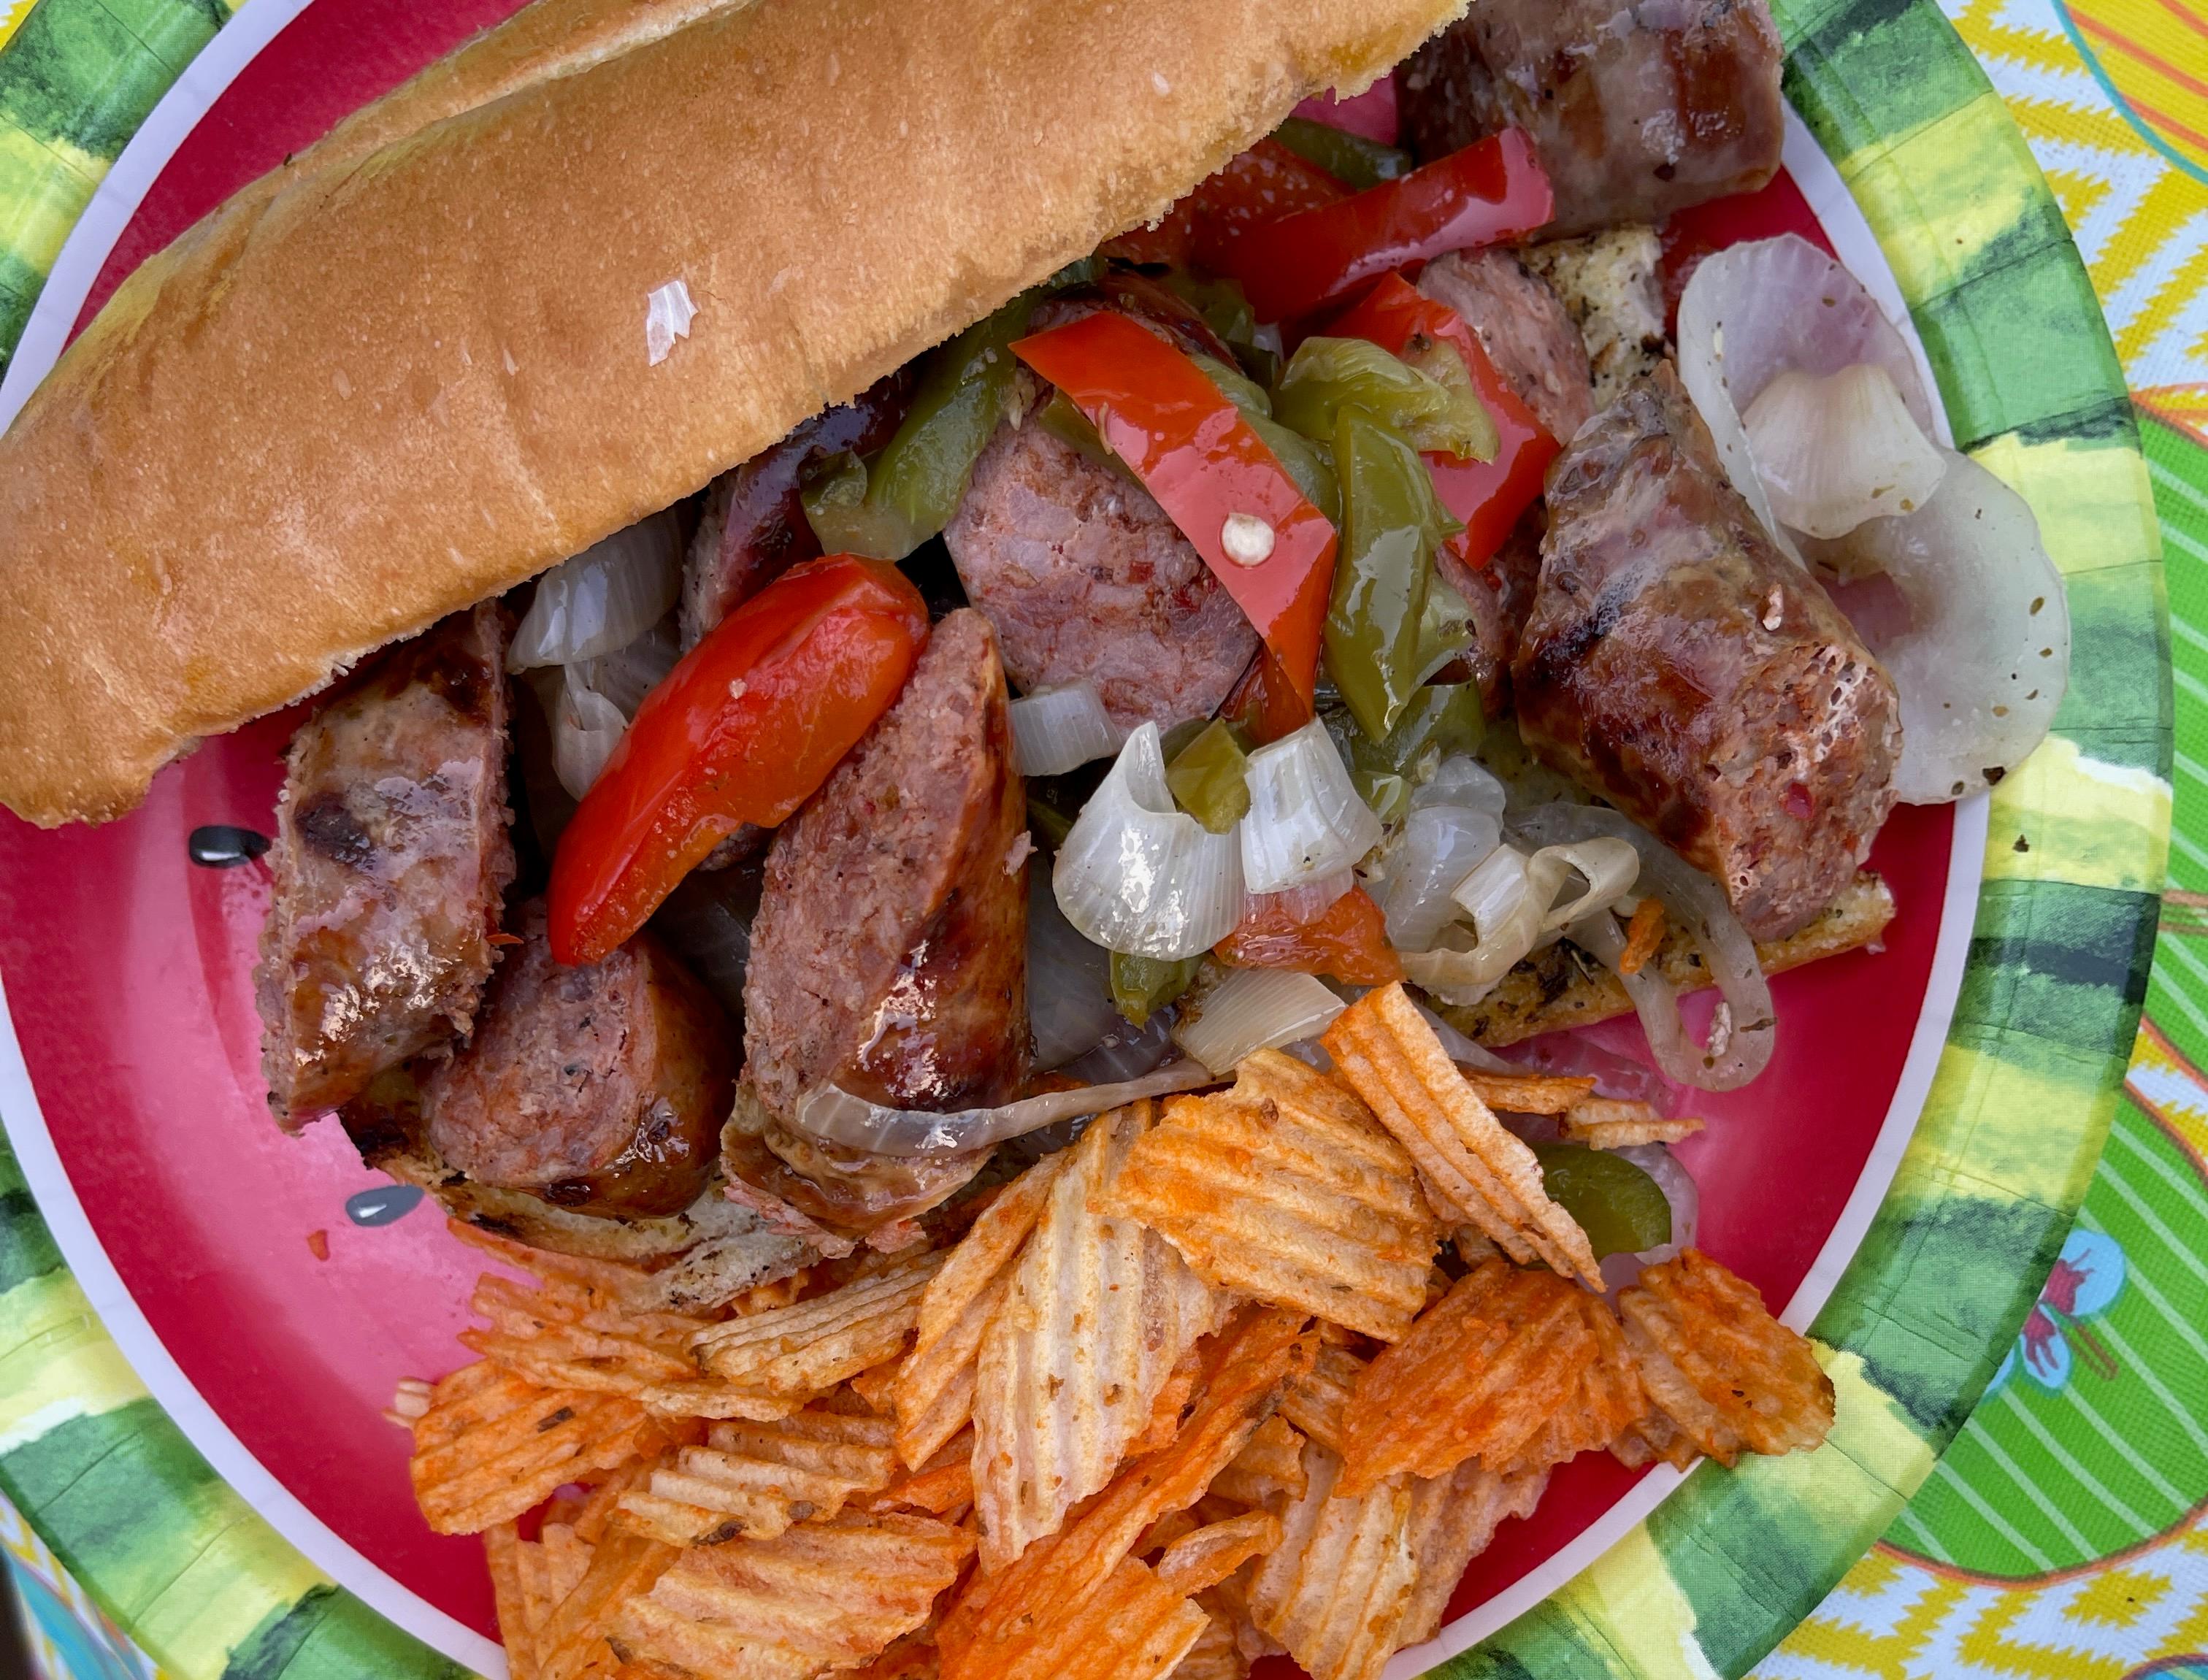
0, 0, 2169, 1676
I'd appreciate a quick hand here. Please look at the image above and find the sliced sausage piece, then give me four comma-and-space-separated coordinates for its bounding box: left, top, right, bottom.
1419, 249, 1595, 446
257, 604, 515, 1126
680, 370, 913, 648
1441, 504, 1546, 718
421, 900, 731, 1219
945, 418, 1258, 732
1511, 367, 1901, 941
738, 608, 1030, 1232
1400, 0, 1785, 237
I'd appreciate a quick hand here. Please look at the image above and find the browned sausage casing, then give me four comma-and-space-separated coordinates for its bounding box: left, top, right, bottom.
738, 608, 1030, 1232
1511, 369, 1901, 941
679, 370, 913, 648
423, 900, 732, 1219
1418, 250, 1595, 447
1400, 0, 1785, 237
256, 603, 516, 1127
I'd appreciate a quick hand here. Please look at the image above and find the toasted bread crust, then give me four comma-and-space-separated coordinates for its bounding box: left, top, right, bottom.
0, 0, 1465, 825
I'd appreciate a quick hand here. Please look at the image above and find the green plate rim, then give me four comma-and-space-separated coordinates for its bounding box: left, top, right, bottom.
0, 0, 2172, 1676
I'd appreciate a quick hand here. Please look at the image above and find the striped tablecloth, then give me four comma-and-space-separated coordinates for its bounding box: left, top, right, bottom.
0, 0, 2199, 1676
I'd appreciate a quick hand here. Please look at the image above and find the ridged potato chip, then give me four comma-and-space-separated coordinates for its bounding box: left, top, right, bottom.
1616, 1250, 1833, 1466
955, 1555, 1208, 1680
536, 1527, 679, 1680
1170, 1602, 1249, 1680
893, 1155, 1070, 1469
971, 1103, 1227, 1570
1247, 1442, 1417, 1680
486, 1523, 536, 1679
1398, 1461, 1548, 1647
1210, 1412, 1308, 1510
613, 1509, 973, 1678
1097, 1054, 1439, 1341
1337, 1259, 1595, 1497
1558, 1100, 1706, 1148
1457, 1070, 1596, 1115
691, 1251, 945, 1407
1153, 1511, 1284, 1597
410, 1361, 691, 1534
942, 1308, 1314, 1675
1279, 1342, 1365, 1457
1323, 986, 1600, 1284
1495, 1289, 1647, 1477
615, 1409, 901, 1545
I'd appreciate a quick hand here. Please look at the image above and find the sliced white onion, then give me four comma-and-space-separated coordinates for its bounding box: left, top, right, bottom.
1241, 721, 1384, 894
1676, 234, 1938, 549
1805, 448, 2070, 803
791, 1060, 1216, 1157
1009, 682, 1124, 778
1028, 870, 1120, 1071
551, 672, 628, 799
1377, 805, 1502, 953
1400, 843, 1544, 1004
573, 618, 681, 716
1054, 724, 1246, 960
509, 512, 684, 670
1743, 364, 1947, 540
1175, 967, 1347, 1075
1515, 805, 1775, 1091
1412, 754, 1509, 818
1531, 837, 1641, 933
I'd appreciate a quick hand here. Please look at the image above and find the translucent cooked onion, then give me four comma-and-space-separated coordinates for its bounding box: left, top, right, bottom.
1743, 364, 1946, 540
1054, 724, 1246, 960
1413, 754, 1509, 818
1400, 844, 1544, 1004
1241, 721, 1384, 894
1377, 804, 1502, 953
510, 512, 684, 669
1676, 234, 1938, 548
1515, 805, 1775, 1090
1009, 682, 1124, 778
573, 618, 681, 716
1028, 870, 1120, 1071
551, 672, 627, 799
1530, 837, 1641, 933
1804, 448, 2071, 803
1175, 967, 1348, 1075
792, 1060, 1216, 1157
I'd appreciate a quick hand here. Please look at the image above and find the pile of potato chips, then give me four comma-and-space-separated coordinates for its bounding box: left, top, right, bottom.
400, 983, 1835, 1680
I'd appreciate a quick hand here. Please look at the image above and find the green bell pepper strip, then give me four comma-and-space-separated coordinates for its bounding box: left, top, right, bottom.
801, 294, 1035, 559
1111, 951, 1203, 1026
1531, 1143, 1674, 1259
1270, 115, 1415, 191
1323, 405, 1467, 744
1275, 336, 1499, 464
1165, 719, 1253, 834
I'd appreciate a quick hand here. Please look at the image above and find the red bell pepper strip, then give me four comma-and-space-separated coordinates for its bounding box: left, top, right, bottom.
1211, 129, 1554, 324
1014, 310, 1338, 724
1216, 885, 1404, 986
548, 555, 929, 965
1326, 272, 1560, 570
1104, 138, 1348, 269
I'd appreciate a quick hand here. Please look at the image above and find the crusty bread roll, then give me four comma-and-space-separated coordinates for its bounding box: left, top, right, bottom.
0, 0, 1465, 826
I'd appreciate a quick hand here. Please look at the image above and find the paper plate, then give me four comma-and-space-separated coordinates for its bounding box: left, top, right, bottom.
0, 0, 2169, 1675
